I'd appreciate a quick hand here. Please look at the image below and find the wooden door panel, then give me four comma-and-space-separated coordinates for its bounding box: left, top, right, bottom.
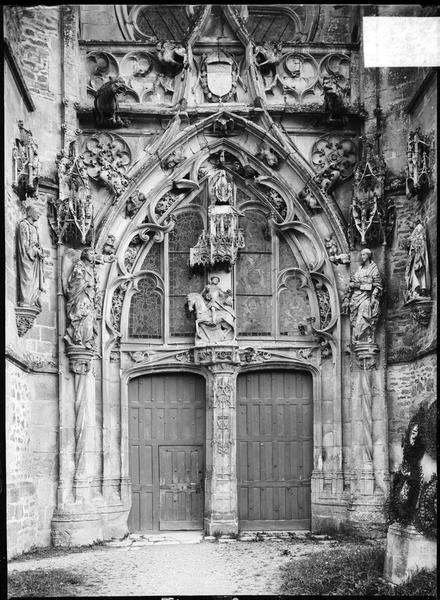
128, 374, 205, 533
159, 445, 203, 530
237, 371, 312, 530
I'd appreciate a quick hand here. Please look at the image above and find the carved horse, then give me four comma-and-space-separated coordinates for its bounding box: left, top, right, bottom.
187, 292, 235, 343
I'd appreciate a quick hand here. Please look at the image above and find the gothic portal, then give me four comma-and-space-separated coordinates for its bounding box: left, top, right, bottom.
5, 5, 437, 554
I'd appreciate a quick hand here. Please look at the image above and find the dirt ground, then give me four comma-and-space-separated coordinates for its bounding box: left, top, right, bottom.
8, 532, 340, 596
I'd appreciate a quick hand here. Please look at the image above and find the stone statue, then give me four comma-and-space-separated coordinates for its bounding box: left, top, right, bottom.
64, 248, 102, 350
17, 206, 45, 309
187, 276, 236, 344
405, 222, 430, 301
342, 248, 383, 344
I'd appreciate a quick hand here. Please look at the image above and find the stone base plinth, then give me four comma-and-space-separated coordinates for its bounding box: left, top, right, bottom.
383, 523, 437, 585
51, 503, 130, 547
204, 517, 238, 536
51, 510, 103, 547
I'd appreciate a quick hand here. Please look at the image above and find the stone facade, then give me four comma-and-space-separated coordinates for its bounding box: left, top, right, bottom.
4, 5, 437, 557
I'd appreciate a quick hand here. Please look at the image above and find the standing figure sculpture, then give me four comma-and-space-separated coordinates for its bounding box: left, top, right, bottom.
343, 248, 383, 344
17, 206, 45, 309
405, 221, 430, 301
64, 248, 102, 350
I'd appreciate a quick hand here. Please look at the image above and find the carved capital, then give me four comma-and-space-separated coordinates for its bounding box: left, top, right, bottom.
15, 306, 40, 337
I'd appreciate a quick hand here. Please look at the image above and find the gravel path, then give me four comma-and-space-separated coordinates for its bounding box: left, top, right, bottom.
9, 535, 338, 596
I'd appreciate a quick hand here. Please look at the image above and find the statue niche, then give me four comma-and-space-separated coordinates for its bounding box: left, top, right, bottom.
187, 276, 236, 345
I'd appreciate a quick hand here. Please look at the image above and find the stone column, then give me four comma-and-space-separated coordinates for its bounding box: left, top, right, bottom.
200, 355, 239, 535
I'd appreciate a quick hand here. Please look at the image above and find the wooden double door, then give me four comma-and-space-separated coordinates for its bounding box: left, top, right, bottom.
128, 373, 206, 532
237, 370, 313, 530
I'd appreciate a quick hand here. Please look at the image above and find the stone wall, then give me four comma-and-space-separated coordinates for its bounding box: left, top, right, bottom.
387, 353, 437, 472
4, 5, 62, 558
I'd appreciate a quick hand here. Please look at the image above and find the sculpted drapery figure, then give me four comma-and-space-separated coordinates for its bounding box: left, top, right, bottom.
64, 248, 101, 350
202, 276, 234, 325
405, 222, 430, 301
343, 248, 383, 344
17, 206, 45, 309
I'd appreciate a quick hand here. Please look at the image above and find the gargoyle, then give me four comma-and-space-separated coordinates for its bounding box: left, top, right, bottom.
254, 42, 283, 92
94, 77, 130, 129
322, 75, 348, 123
156, 41, 188, 77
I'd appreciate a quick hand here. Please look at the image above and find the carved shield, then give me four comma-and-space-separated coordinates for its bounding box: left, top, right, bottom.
206, 59, 233, 98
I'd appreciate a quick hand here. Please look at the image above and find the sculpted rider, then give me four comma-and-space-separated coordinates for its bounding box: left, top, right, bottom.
17, 205, 45, 309
201, 276, 234, 325
343, 248, 383, 344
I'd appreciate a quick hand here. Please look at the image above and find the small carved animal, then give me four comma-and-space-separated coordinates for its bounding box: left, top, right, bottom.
94, 77, 130, 129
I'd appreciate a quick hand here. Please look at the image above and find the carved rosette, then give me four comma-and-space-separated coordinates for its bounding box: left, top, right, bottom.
15, 306, 40, 337
81, 132, 131, 198
311, 134, 357, 194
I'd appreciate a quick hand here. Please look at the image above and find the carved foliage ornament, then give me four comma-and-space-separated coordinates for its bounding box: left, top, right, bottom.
82, 132, 131, 198
406, 128, 434, 199
12, 121, 40, 202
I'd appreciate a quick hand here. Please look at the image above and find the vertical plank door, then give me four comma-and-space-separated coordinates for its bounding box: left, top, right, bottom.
128, 373, 205, 532
237, 370, 313, 530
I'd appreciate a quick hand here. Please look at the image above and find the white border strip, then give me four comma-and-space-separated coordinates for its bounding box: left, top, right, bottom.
363, 17, 440, 67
